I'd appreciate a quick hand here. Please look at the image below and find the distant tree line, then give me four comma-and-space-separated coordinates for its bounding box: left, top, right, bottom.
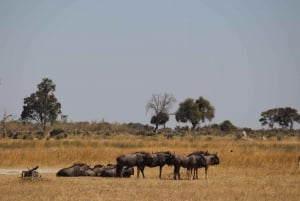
1, 77, 298, 139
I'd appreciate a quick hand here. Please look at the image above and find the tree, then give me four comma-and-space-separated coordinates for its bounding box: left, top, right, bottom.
276, 107, 300, 130
175, 96, 215, 131
259, 107, 300, 130
259, 108, 278, 129
175, 98, 200, 130
195, 96, 215, 124
150, 112, 169, 129
146, 93, 176, 132
220, 120, 236, 132
21, 78, 62, 134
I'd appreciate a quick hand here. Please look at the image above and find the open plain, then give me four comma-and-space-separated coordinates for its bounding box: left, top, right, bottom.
0, 134, 299, 201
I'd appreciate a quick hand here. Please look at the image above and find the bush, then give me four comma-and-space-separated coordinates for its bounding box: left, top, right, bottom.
50, 128, 65, 138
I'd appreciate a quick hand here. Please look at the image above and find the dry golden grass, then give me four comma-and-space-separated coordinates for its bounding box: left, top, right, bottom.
0, 134, 300, 201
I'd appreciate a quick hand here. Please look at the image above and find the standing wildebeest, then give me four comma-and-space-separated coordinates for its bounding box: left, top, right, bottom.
188, 154, 207, 180
173, 154, 194, 180
56, 163, 91, 177
147, 151, 176, 179
188, 151, 220, 179
116, 152, 151, 178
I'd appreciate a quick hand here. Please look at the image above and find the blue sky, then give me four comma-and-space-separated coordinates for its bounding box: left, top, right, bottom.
0, 0, 299, 129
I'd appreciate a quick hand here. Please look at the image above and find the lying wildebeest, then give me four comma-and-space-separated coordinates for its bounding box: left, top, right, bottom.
21, 166, 41, 179
100, 165, 134, 178
116, 151, 152, 178
188, 151, 220, 179
56, 163, 92, 177
147, 151, 176, 179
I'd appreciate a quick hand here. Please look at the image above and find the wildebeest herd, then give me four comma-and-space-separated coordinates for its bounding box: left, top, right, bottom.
54, 150, 220, 180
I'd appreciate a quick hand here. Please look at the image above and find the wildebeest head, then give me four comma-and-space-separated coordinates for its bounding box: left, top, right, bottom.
206, 154, 220, 165
163, 151, 176, 166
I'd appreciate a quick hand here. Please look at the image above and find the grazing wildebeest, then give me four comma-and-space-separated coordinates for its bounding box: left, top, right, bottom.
116, 151, 151, 178
298, 156, 300, 168
21, 166, 41, 179
147, 151, 176, 179
56, 163, 91, 177
188, 151, 220, 179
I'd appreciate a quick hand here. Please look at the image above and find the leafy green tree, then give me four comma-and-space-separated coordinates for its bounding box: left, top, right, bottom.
276, 107, 300, 130
21, 78, 62, 133
146, 93, 176, 132
176, 97, 215, 130
195, 96, 215, 124
259, 108, 278, 129
175, 98, 200, 130
259, 107, 300, 130
150, 112, 169, 129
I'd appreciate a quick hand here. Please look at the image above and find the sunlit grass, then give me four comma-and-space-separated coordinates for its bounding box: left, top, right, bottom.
0, 134, 299, 201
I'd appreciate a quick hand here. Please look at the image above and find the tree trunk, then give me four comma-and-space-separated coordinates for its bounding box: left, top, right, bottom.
154, 123, 158, 133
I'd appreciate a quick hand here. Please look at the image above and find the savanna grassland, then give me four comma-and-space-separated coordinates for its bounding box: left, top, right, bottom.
0, 134, 300, 201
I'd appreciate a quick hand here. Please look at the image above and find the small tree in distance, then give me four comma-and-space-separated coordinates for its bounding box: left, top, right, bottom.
259, 107, 300, 130
21, 78, 62, 134
146, 93, 176, 132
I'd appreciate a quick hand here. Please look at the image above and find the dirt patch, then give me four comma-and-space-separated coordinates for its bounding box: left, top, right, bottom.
0, 168, 57, 175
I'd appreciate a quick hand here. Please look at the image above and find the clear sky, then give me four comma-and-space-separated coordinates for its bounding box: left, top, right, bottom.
0, 0, 299, 129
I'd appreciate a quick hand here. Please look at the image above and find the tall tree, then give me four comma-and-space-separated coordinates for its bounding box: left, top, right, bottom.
276, 107, 300, 130
21, 78, 61, 133
176, 96, 215, 130
195, 96, 215, 124
175, 98, 200, 130
259, 108, 278, 129
146, 93, 176, 132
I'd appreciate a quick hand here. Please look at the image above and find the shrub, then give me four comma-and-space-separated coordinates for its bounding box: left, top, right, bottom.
50, 128, 65, 137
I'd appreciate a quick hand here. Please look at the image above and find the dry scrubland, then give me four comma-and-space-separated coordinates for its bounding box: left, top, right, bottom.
0, 134, 300, 201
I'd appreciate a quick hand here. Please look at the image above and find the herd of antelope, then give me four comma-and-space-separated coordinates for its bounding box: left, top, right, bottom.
21, 153, 300, 180
22, 150, 219, 180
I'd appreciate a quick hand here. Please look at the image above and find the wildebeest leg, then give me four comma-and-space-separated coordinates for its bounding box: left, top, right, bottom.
177, 166, 182, 180
140, 166, 145, 178
205, 166, 208, 179
173, 165, 179, 180
137, 167, 140, 178
159, 166, 162, 179
137, 166, 145, 178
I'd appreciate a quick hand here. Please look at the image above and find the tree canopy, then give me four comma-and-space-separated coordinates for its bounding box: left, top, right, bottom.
175, 96, 215, 130
259, 107, 300, 130
21, 78, 62, 133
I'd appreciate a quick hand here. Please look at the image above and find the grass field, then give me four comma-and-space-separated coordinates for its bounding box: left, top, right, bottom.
0, 134, 300, 201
